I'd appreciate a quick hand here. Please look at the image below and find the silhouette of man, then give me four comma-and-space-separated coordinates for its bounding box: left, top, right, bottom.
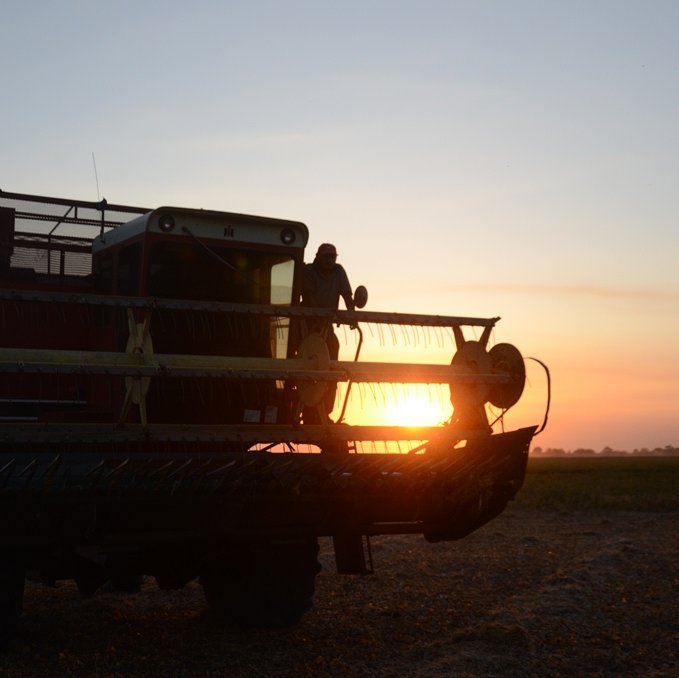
301, 243, 355, 419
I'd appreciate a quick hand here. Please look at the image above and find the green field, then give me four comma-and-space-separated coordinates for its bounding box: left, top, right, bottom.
514, 456, 679, 511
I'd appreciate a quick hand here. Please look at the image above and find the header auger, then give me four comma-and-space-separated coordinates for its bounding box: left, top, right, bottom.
0, 190, 545, 646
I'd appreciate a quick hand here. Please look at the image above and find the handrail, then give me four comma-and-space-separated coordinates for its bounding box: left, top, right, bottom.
0, 189, 149, 215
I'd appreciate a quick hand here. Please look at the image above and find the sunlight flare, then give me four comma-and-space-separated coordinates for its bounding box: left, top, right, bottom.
339, 383, 452, 427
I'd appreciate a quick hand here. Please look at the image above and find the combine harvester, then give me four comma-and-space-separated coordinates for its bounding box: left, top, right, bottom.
0, 190, 547, 645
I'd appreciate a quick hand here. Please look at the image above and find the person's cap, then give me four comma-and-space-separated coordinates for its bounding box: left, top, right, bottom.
317, 243, 337, 256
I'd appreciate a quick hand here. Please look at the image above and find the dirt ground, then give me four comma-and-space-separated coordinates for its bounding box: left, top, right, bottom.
1, 506, 677, 677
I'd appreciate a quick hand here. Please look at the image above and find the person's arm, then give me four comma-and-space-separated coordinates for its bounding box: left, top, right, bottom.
338, 266, 355, 311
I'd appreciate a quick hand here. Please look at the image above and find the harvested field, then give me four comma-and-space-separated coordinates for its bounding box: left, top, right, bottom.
2, 457, 678, 677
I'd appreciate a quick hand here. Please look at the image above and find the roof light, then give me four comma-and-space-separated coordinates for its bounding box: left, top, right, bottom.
158, 214, 175, 233
280, 228, 296, 245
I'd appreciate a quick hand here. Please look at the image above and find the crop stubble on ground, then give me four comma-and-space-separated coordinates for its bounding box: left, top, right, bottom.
1, 506, 677, 677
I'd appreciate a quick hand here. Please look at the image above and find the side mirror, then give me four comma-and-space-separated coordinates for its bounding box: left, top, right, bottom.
354, 285, 368, 309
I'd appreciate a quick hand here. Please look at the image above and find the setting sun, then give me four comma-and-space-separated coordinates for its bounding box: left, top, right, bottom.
384, 391, 451, 426
339, 383, 452, 428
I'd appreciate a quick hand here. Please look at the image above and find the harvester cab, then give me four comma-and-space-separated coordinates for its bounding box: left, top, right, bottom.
0, 190, 547, 645
88, 205, 310, 430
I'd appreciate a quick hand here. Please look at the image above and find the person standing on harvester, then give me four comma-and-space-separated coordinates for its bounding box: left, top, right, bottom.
302, 243, 355, 418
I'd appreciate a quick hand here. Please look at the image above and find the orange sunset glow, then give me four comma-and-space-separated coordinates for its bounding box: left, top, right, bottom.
331, 329, 550, 441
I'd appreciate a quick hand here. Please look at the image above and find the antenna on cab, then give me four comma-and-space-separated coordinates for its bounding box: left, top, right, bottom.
92, 152, 101, 202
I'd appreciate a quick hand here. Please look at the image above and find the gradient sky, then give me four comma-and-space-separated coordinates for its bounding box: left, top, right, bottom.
2, 1, 678, 451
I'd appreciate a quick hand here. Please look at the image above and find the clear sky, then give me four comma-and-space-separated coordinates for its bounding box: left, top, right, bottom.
2, 1, 678, 451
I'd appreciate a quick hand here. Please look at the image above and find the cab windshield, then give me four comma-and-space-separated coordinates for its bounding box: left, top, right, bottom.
148, 241, 295, 305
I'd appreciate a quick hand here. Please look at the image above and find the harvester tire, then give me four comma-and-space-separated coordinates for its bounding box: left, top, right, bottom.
0, 555, 25, 650
200, 538, 320, 629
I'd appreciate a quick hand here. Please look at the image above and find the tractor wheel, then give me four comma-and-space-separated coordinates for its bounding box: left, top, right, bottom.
0, 555, 26, 650
200, 538, 320, 629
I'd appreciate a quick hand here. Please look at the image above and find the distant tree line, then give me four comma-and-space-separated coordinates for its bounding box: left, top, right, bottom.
530, 445, 679, 457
